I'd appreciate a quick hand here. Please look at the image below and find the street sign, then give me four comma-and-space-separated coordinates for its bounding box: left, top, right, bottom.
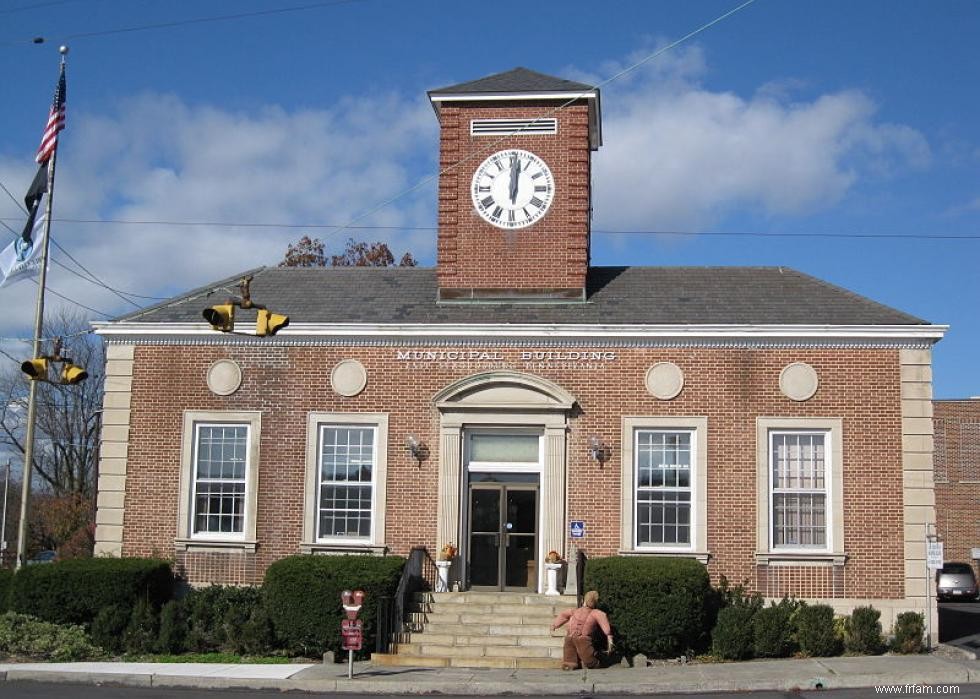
926, 541, 944, 570
570, 521, 585, 538
341, 619, 363, 651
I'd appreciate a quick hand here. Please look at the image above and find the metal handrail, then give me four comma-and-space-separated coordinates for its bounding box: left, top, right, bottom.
376, 546, 436, 654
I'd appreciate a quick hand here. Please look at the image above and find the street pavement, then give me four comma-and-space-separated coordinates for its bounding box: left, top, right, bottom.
1, 651, 979, 694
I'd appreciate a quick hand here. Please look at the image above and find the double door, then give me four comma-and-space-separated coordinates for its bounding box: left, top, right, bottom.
468, 484, 538, 591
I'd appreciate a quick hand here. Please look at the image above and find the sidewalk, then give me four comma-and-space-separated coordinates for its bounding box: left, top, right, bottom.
1, 651, 978, 694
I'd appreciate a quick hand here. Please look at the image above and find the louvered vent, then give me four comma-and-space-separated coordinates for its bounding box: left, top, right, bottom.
470, 118, 558, 136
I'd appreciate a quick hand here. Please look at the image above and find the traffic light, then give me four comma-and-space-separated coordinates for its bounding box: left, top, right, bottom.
256, 309, 289, 337
203, 303, 235, 332
60, 361, 88, 385
21, 357, 48, 380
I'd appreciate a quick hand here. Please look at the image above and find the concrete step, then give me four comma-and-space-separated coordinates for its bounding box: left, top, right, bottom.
416, 591, 576, 607
410, 611, 560, 626
395, 642, 563, 659
407, 601, 571, 617
405, 632, 565, 648
419, 622, 557, 637
371, 653, 561, 670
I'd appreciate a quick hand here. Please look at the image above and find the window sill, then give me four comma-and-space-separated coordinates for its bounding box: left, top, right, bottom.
175, 538, 257, 553
756, 552, 847, 566
619, 549, 711, 565
300, 542, 388, 556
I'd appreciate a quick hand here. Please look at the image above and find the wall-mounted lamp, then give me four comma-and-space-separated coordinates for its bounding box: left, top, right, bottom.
406, 434, 427, 466
588, 435, 609, 465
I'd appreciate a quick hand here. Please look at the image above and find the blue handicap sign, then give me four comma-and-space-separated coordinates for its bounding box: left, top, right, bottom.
569, 520, 586, 538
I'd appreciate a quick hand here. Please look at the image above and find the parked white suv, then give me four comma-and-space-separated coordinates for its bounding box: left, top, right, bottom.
936, 562, 978, 602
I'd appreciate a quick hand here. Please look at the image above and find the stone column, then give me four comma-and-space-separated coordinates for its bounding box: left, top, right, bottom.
94, 343, 135, 557
540, 426, 567, 591
436, 426, 463, 554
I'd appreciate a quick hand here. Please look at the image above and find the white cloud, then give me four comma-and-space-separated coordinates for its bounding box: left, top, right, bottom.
0, 90, 438, 335
585, 45, 931, 229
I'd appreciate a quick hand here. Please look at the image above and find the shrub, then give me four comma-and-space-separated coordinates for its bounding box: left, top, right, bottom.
583, 556, 712, 657
124, 598, 159, 655
891, 611, 925, 654
9, 557, 173, 627
0, 569, 12, 612
795, 603, 841, 657
844, 606, 883, 655
183, 585, 268, 653
0, 611, 101, 661
752, 598, 801, 658
90, 604, 130, 655
711, 604, 756, 660
240, 604, 276, 656
263, 555, 405, 656
157, 600, 188, 654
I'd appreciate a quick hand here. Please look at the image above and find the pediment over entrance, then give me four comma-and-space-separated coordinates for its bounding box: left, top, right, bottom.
433, 371, 576, 411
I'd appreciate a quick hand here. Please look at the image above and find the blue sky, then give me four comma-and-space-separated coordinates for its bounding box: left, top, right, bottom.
0, 0, 978, 398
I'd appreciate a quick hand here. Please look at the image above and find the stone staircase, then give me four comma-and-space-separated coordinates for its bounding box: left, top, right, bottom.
371, 591, 577, 669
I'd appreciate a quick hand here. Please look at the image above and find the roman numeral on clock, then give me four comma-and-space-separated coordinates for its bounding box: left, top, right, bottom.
481, 196, 494, 208
530, 196, 545, 208
492, 206, 503, 219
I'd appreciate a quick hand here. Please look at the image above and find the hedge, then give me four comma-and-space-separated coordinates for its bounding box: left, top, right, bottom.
9, 558, 173, 627
263, 555, 404, 656
583, 556, 712, 657
0, 569, 12, 612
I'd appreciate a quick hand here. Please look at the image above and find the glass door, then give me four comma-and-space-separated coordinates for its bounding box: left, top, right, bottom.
468, 483, 538, 591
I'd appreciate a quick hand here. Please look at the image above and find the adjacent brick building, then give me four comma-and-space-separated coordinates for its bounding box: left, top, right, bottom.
94, 68, 946, 629
934, 398, 980, 578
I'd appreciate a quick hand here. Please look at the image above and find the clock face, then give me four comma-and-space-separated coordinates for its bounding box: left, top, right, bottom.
471, 149, 554, 229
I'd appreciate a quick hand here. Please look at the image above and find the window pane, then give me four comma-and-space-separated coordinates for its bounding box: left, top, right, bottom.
635, 430, 694, 547
469, 434, 539, 462
637, 491, 691, 545
773, 492, 826, 548
192, 425, 248, 535
318, 426, 375, 540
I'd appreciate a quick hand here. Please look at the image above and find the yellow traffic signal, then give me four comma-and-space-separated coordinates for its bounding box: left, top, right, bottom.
203, 303, 235, 332
61, 362, 88, 385
21, 357, 48, 380
256, 309, 289, 336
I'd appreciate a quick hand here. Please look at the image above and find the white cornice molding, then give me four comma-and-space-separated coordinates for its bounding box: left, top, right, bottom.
92, 321, 948, 344
428, 91, 598, 103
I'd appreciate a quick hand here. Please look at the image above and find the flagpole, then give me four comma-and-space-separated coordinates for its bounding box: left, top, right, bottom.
15, 47, 66, 570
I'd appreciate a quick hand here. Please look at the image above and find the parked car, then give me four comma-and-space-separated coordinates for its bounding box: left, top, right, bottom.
27, 549, 56, 565
936, 562, 979, 601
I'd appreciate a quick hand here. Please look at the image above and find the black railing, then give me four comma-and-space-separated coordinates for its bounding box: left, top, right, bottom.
376, 546, 437, 654
576, 548, 587, 607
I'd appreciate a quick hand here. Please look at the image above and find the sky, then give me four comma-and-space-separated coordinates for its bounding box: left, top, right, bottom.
0, 0, 978, 398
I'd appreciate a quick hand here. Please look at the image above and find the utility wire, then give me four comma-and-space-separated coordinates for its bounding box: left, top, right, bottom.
4, 0, 367, 46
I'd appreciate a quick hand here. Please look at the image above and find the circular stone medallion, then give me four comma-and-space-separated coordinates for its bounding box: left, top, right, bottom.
330, 359, 367, 397
206, 359, 243, 396
645, 362, 685, 400
779, 362, 819, 402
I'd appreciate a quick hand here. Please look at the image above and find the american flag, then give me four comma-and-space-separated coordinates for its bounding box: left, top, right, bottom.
35, 62, 66, 165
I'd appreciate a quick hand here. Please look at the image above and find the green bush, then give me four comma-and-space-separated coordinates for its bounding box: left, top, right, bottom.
9, 557, 173, 627
711, 604, 756, 660
90, 604, 130, 655
0, 569, 12, 612
891, 611, 925, 654
752, 598, 801, 658
583, 556, 713, 657
183, 585, 269, 653
844, 606, 883, 655
124, 598, 159, 655
240, 604, 276, 656
156, 600, 188, 654
795, 604, 841, 657
0, 611, 101, 661
263, 555, 405, 656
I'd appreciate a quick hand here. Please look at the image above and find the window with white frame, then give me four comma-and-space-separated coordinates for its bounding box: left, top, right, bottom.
192, 423, 250, 536
316, 425, 377, 540
769, 431, 828, 549
635, 429, 694, 547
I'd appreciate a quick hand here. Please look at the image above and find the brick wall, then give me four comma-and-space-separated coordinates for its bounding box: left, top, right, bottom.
119, 342, 907, 599
934, 398, 980, 578
436, 101, 591, 293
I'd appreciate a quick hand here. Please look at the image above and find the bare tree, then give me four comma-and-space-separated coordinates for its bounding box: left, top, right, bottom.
0, 309, 103, 498
280, 236, 417, 268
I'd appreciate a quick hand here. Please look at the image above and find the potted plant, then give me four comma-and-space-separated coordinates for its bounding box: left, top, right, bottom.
435, 543, 455, 592
544, 550, 563, 596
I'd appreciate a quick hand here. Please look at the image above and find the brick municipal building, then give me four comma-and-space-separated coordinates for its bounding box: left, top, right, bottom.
93, 69, 948, 643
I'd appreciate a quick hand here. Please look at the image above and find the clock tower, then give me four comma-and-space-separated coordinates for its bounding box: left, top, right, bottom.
428, 67, 602, 302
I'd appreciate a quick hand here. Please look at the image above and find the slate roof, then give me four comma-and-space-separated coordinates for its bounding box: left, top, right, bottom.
428, 67, 595, 96
114, 266, 927, 327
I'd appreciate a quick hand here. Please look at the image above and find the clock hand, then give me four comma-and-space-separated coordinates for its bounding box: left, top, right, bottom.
509, 155, 522, 204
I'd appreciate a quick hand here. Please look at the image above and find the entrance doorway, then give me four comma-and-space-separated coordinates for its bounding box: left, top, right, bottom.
468, 480, 538, 590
